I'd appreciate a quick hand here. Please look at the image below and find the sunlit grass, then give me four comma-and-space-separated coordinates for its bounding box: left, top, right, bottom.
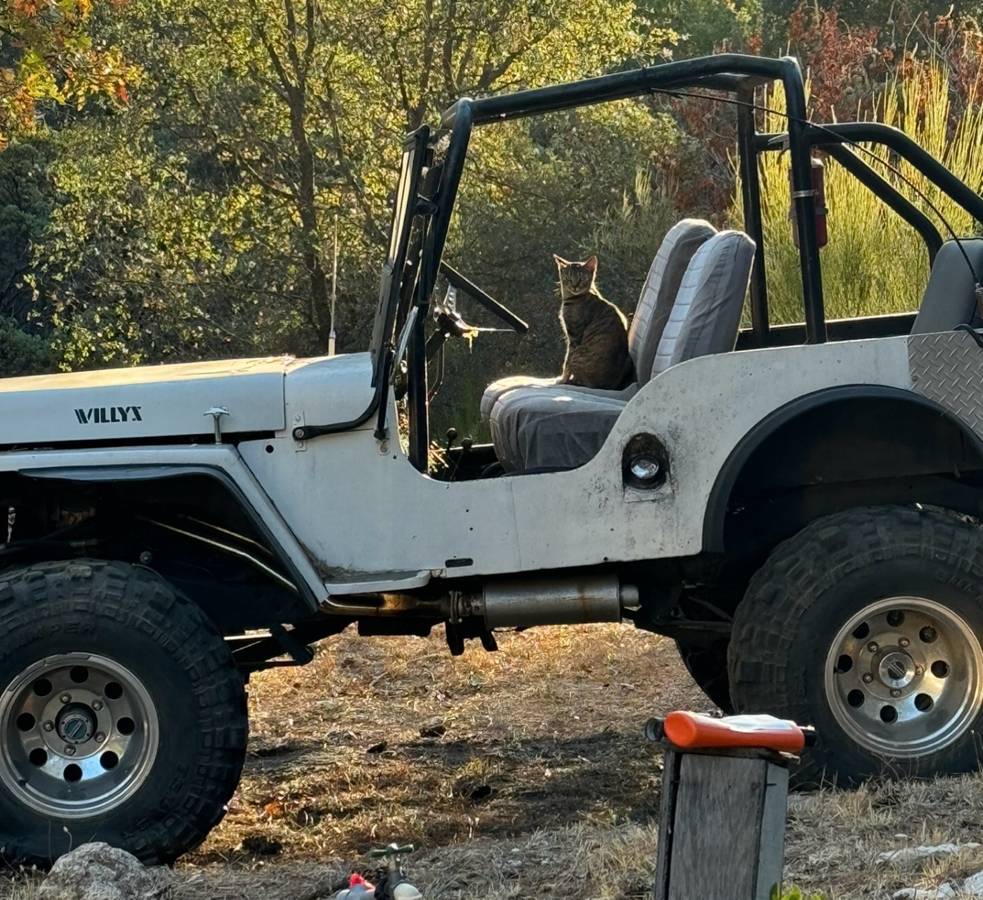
741, 59, 983, 325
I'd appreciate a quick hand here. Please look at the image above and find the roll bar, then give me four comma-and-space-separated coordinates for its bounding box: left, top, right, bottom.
308, 54, 983, 448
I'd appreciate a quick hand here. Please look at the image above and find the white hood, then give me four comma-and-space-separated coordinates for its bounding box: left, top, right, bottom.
0, 357, 294, 445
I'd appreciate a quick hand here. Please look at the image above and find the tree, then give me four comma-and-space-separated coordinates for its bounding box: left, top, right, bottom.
36, 0, 674, 370
0, 139, 51, 321
0, 0, 134, 148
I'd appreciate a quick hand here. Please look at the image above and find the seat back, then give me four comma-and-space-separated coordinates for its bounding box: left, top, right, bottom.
628, 219, 717, 385
651, 230, 755, 377
912, 239, 983, 334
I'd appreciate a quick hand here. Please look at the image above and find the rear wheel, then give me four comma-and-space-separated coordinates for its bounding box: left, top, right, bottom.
729, 506, 983, 785
0, 560, 247, 863
675, 639, 733, 712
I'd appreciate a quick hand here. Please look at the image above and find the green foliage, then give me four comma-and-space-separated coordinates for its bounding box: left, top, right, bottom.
591, 170, 678, 304
0, 140, 52, 322
29, 0, 673, 377
40, 111, 314, 368
639, 0, 761, 56
0, 316, 52, 376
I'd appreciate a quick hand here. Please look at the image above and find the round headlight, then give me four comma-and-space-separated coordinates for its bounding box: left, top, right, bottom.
622, 434, 669, 489
629, 457, 661, 482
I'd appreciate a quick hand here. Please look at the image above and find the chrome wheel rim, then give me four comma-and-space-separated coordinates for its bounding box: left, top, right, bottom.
0, 653, 159, 818
824, 597, 983, 757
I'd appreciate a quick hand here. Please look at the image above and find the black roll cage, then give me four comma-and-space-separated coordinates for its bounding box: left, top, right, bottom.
296, 53, 983, 469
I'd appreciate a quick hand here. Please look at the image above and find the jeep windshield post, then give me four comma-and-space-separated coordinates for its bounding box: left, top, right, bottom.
303, 52, 981, 463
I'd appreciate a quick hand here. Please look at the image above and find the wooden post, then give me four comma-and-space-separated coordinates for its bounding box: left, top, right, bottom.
654, 747, 791, 900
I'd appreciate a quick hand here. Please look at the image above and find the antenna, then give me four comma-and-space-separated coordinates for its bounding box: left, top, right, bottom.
328, 212, 339, 357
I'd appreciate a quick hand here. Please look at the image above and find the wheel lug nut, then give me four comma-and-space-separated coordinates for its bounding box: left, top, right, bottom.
95, 732, 105, 743
64, 745, 75, 756
915, 666, 924, 676
867, 642, 879, 653
92, 701, 103, 711
899, 638, 910, 648
863, 673, 874, 683
59, 694, 71, 704
43, 721, 54, 732
891, 689, 902, 698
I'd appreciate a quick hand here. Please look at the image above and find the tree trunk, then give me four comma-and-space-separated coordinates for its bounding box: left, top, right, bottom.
289, 90, 331, 350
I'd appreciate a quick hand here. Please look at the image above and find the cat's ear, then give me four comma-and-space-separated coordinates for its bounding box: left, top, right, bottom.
584, 255, 598, 274
553, 254, 569, 268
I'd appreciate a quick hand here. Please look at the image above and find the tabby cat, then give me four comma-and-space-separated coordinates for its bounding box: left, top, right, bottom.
554, 254, 635, 389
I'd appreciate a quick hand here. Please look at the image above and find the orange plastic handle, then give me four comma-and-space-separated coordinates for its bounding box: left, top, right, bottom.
663, 711, 806, 753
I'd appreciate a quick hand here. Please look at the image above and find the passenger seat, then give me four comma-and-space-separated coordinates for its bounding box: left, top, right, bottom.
490, 230, 755, 473
479, 219, 717, 422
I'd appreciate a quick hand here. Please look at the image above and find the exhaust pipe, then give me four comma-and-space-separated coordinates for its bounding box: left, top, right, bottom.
462, 574, 637, 629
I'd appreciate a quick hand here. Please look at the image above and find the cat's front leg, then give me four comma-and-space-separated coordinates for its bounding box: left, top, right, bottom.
560, 349, 573, 383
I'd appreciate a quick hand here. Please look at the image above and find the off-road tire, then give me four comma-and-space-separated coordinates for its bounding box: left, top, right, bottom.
728, 506, 983, 785
0, 560, 247, 864
676, 639, 733, 712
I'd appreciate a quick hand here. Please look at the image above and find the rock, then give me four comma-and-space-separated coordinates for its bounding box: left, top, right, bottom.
419, 719, 447, 738
961, 870, 983, 896
878, 843, 981, 865
39, 842, 171, 900
891, 885, 956, 899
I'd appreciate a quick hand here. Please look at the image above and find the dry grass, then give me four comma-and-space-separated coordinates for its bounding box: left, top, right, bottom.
196, 624, 703, 864
4, 625, 983, 898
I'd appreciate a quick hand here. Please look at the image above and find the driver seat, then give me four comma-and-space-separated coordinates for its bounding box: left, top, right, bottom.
479, 219, 717, 422
490, 229, 755, 472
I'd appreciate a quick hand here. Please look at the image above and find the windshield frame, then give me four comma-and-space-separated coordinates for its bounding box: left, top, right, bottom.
370, 126, 430, 386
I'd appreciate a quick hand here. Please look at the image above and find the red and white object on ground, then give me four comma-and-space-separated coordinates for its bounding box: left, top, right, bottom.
335, 874, 376, 899
659, 711, 811, 754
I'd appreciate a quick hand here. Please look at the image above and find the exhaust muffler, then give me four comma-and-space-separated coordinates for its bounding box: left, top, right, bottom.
457, 574, 637, 629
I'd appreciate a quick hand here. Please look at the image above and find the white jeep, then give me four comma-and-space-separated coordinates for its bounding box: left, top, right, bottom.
3, 53, 983, 863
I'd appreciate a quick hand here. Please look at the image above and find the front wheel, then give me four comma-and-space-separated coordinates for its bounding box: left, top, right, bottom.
728, 506, 983, 785
0, 560, 247, 863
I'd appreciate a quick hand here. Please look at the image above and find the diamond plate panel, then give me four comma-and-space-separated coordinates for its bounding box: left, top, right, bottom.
909, 331, 983, 435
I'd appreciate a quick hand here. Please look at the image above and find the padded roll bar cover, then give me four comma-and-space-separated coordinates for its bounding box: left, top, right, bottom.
911, 239, 983, 335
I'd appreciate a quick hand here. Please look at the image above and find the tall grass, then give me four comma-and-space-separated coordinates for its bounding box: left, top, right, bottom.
745, 61, 983, 325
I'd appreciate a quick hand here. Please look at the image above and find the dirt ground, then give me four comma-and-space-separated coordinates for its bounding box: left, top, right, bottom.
4, 624, 983, 899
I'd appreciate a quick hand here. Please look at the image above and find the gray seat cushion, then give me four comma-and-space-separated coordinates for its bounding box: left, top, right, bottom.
479, 375, 558, 422
491, 230, 755, 472
480, 219, 715, 422
912, 239, 983, 334
489, 386, 628, 472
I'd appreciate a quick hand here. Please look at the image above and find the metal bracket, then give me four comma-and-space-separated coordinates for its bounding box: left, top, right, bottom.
204, 407, 229, 444
292, 412, 307, 452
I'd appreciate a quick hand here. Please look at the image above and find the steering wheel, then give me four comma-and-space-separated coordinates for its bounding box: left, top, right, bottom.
436, 261, 528, 337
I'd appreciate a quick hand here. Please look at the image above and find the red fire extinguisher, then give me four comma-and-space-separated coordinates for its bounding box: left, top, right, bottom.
789, 155, 828, 249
